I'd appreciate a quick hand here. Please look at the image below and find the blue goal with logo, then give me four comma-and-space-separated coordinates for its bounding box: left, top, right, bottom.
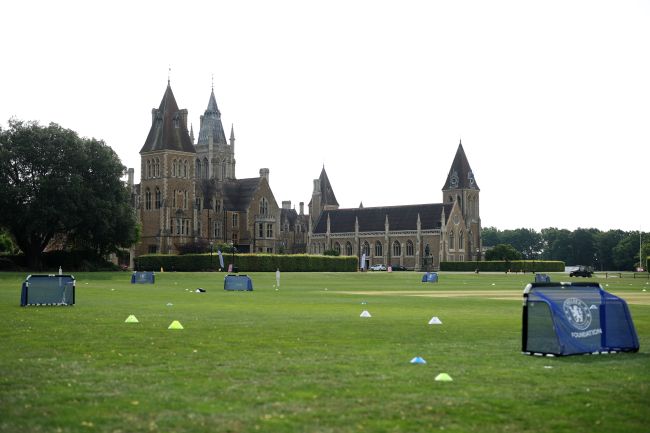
522, 282, 639, 356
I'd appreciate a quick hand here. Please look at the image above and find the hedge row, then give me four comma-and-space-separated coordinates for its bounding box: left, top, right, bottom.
440, 260, 565, 272
134, 253, 358, 272
0, 251, 119, 272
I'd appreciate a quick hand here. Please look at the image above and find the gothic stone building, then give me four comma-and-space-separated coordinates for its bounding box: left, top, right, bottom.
135, 82, 287, 256
133, 81, 481, 266
307, 142, 481, 271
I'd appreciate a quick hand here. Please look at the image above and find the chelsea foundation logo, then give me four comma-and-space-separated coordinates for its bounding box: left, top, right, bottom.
563, 297, 592, 331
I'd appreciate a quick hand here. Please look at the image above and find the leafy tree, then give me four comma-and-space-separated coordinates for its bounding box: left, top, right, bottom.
485, 244, 522, 261
612, 232, 642, 271
594, 230, 625, 270
500, 228, 542, 259
540, 227, 572, 263
571, 228, 598, 266
0, 228, 17, 253
481, 226, 500, 247
0, 119, 137, 269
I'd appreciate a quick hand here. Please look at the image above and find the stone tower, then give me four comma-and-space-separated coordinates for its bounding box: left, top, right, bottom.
137, 81, 196, 255
441, 140, 481, 259
194, 87, 236, 181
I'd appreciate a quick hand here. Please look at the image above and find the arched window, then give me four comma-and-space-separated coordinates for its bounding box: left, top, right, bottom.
146, 160, 151, 179
406, 240, 414, 256
184, 160, 188, 178
345, 242, 352, 256
393, 241, 401, 257
449, 231, 455, 250
195, 159, 201, 179
334, 242, 341, 255
173, 160, 178, 177
222, 161, 227, 180
259, 198, 268, 216
203, 158, 209, 179
154, 158, 160, 177
375, 241, 383, 257
145, 188, 152, 210
155, 187, 161, 209
362, 241, 370, 256
459, 231, 464, 250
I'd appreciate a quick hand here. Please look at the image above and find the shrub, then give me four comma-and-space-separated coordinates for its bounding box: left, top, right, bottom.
134, 253, 358, 272
440, 260, 565, 272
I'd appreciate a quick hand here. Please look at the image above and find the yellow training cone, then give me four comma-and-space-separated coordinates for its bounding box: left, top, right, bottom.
435, 373, 453, 382
124, 315, 139, 323
168, 320, 184, 330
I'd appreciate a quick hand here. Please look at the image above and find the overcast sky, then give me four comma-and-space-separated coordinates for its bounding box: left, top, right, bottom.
2, 0, 648, 232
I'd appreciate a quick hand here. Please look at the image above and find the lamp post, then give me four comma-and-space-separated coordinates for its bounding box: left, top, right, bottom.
231, 242, 237, 273
209, 241, 214, 269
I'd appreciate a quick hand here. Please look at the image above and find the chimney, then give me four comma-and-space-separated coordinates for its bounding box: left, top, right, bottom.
299, 202, 304, 215
260, 168, 270, 183
282, 200, 291, 210
127, 168, 134, 188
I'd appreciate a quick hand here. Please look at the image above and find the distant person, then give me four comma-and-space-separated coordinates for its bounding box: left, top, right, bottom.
276, 268, 281, 288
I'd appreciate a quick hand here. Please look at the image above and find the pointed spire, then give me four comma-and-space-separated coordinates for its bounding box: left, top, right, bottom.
359, 201, 364, 208
197, 86, 227, 146
190, 124, 195, 144
230, 124, 235, 142
319, 166, 339, 208
443, 140, 478, 190
140, 82, 194, 154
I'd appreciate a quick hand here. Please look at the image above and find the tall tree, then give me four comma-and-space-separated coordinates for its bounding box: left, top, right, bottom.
485, 243, 522, 261
540, 227, 573, 263
481, 226, 500, 247
0, 119, 137, 269
571, 228, 598, 266
500, 228, 542, 259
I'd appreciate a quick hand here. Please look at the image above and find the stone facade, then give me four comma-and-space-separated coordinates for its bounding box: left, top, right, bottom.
134, 82, 285, 256
132, 82, 481, 267
308, 142, 481, 270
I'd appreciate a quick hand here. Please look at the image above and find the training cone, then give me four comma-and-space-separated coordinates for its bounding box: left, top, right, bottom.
435, 373, 453, 382
360, 310, 372, 318
410, 356, 427, 364
168, 320, 184, 330
124, 315, 139, 323
428, 316, 442, 325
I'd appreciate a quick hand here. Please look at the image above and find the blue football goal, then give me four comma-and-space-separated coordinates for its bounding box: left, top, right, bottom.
421, 272, 438, 283
131, 271, 155, 284
522, 282, 639, 356
224, 275, 253, 291
20, 274, 76, 306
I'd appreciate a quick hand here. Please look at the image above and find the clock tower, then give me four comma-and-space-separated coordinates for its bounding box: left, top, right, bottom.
442, 140, 481, 259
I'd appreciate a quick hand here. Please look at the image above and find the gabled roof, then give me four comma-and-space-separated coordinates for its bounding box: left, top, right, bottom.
312, 203, 454, 234
197, 89, 228, 146
222, 178, 261, 211
140, 83, 195, 154
442, 141, 479, 190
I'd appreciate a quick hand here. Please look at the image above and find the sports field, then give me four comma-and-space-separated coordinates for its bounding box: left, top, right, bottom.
1, 271, 648, 432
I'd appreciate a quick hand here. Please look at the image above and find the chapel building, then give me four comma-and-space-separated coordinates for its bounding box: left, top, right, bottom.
307, 142, 481, 270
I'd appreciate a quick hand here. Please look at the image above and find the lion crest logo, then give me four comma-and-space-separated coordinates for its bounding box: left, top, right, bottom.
563, 297, 592, 331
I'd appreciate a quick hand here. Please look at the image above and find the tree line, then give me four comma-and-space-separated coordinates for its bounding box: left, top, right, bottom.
482, 227, 649, 271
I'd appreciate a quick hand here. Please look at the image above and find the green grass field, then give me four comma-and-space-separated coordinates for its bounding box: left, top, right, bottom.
1, 271, 648, 433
